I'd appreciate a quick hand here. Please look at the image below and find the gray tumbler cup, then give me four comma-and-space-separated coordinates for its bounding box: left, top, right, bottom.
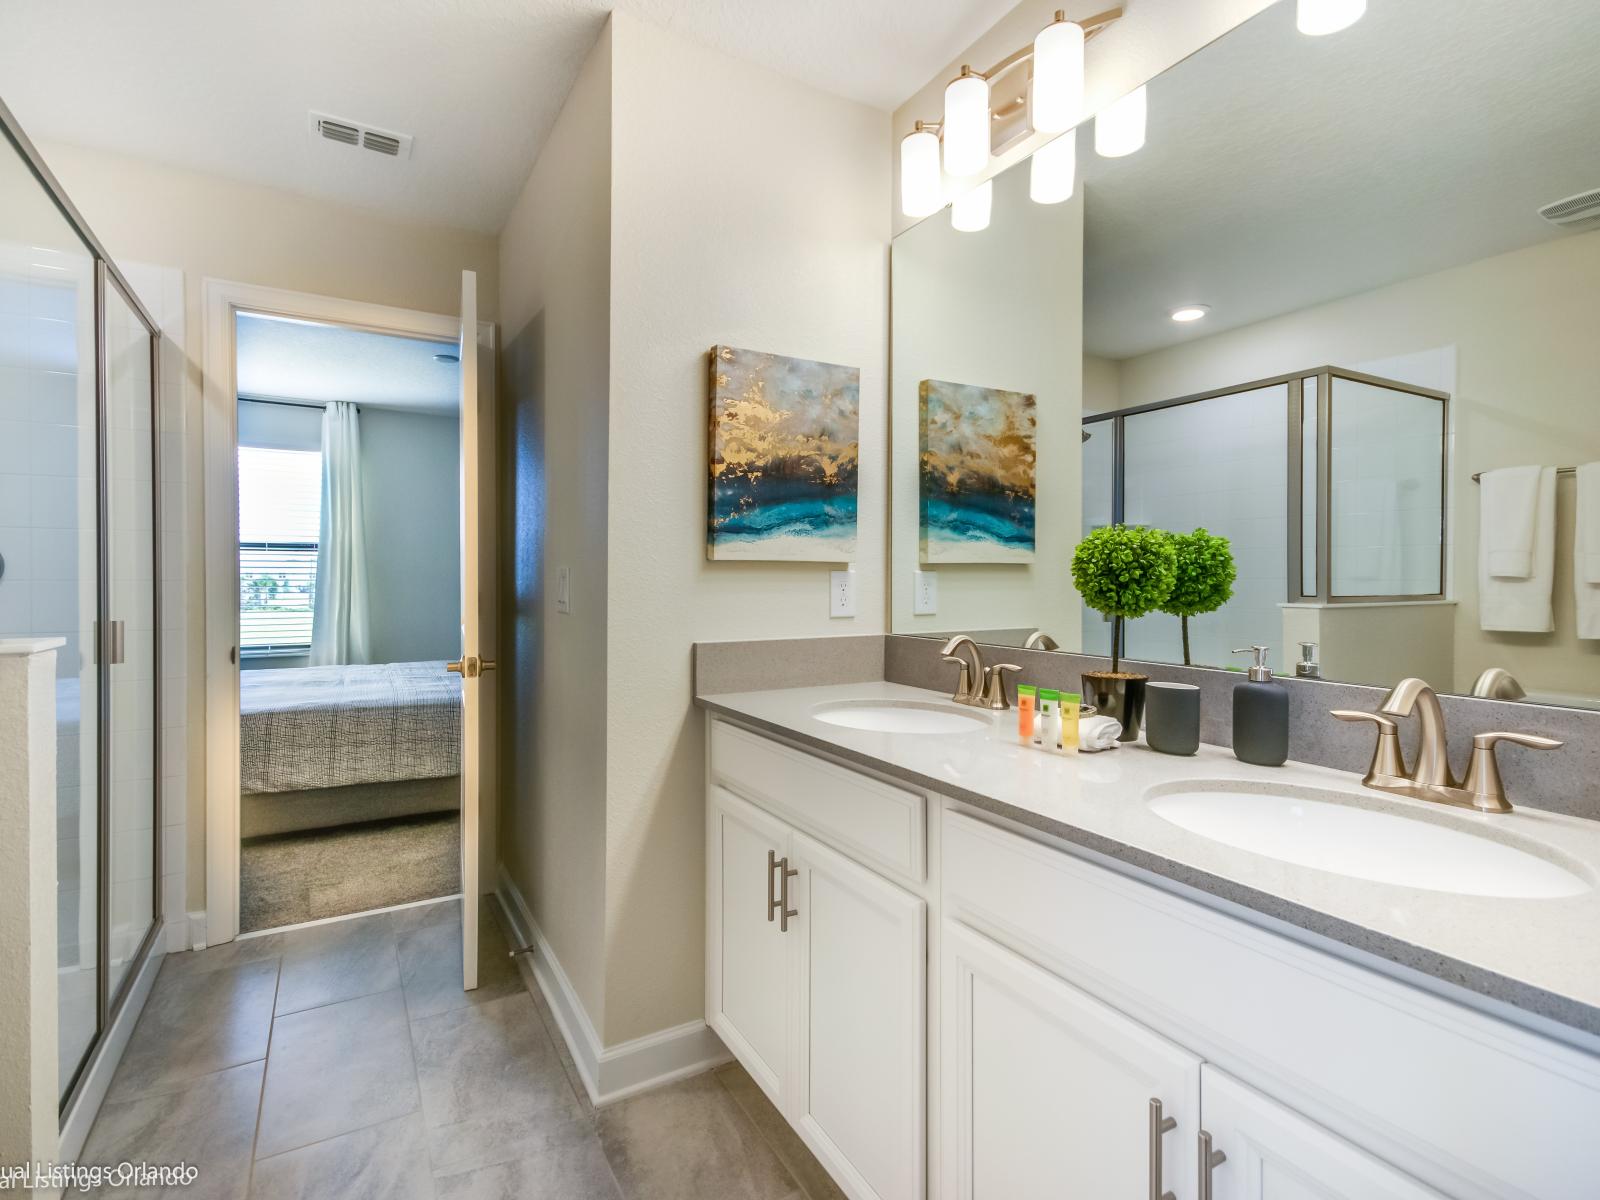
1145, 682, 1200, 756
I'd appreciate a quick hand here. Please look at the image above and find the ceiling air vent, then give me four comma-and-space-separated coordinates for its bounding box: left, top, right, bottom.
362, 131, 402, 157
1538, 187, 1600, 228
308, 111, 413, 160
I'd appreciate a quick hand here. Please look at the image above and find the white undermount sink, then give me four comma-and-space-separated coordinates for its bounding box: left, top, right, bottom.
811, 699, 989, 735
1146, 784, 1592, 899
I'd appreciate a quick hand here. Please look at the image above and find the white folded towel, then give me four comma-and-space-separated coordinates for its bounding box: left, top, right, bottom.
1480, 465, 1545, 578
1578, 462, 1600, 639
1479, 466, 1556, 632
1079, 714, 1123, 752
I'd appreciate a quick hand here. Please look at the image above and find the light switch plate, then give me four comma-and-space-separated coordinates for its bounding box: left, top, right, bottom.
556, 566, 571, 614
913, 570, 939, 615
830, 569, 856, 618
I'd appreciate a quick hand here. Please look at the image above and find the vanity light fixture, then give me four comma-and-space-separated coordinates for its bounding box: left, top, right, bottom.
1029, 132, 1077, 204
1296, 0, 1367, 36
1170, 305, 1210, 322
1031, 12, 1086, 134
901, 7, 1124, 220
1095, 85, 1147, 157
900, 122, 943, 218
942, 68, 991, 178
951, 180, 993, 232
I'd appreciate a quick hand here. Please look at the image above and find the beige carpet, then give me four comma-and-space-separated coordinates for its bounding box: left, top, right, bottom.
240, 813, 461, 933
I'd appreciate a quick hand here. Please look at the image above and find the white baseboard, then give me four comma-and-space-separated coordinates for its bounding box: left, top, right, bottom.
495, 864, 730, 1107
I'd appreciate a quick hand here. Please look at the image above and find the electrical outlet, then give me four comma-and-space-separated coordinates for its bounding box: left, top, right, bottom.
913, 570, 939, 615
556, 566, 571, 614
829, 568, 856, 618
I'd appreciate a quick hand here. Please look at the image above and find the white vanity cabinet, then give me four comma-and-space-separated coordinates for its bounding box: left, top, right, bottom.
940, 919, 1200, 1199
1198, 1067, 1444, 1200
707, 721, 927, 1200
705, 715, 1600, 1200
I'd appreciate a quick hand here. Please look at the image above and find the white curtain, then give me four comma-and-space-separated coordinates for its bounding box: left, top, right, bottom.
309, 401, 371, 665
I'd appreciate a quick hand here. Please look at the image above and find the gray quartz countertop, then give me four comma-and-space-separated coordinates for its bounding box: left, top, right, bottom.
697, 680, 1600, 1044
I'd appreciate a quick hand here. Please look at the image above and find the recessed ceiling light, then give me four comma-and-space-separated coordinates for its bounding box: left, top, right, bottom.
433, 352, 460, 363
1170, 305, 1210, 323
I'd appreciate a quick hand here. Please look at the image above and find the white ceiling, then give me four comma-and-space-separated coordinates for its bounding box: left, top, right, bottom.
236, 313, 460, 414
0, 0, 1011, 234
1079, 0, 1600, 360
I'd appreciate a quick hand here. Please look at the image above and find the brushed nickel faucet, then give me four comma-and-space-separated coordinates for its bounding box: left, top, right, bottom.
939, 635, 1020, 709
940, 635, 987, 706
1332, 676, 1562, 813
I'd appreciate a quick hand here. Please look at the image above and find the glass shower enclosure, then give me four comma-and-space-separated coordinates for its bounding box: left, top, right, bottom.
1082, 367, 1448, 672
0, 100, 163, 1114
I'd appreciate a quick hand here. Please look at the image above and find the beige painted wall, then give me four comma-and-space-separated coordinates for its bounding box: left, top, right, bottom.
40, 141, 500, 910
1111, 231, 1600, 698
603, 12, 891, 1043
494, 21, 613, 1034
891, 161, 1082, 642
891, 0, 1277, 235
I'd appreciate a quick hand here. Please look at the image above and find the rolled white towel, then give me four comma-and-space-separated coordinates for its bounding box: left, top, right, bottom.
1079, 715, 1123, 752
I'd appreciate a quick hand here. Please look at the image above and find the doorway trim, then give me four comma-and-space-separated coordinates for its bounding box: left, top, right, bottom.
201, 277, 495, 948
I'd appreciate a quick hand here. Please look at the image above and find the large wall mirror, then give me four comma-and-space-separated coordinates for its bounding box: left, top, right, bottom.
891, 0, 1600, 710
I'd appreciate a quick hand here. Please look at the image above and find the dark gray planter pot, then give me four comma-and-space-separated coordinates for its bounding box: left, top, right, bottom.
1082, 672, 1148, 742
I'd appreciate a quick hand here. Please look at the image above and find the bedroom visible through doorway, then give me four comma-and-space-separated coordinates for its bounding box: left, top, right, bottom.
234, 311, 465, 933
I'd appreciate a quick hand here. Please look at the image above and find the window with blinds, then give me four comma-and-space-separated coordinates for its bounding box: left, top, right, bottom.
238, 446, 321, 654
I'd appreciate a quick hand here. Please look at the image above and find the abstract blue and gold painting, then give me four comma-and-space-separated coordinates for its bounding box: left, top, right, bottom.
708, 345, 859, 561
919, 379, 1036, 563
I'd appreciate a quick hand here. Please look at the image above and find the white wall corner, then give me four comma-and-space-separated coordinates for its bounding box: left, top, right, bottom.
495, 864, 729, 1108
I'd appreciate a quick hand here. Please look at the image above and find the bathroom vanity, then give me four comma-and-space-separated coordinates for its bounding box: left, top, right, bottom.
701, 681, 1600, 1200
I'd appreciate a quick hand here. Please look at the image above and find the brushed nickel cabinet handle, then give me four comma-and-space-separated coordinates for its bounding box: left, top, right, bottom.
1149, 1098, 1176, 1200
779, 858, 798, 932
109, 619, 125, 666
767, 850, 780, 923
1198, 1130, 1227, 1200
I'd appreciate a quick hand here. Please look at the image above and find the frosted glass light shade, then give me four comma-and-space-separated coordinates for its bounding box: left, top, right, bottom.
950, 180, 993, 232
900, 129, 943, 218
1031, 18, 1085, 134
1095, 85, 1147, 157
1297, 0, 1367, 35
1029, 133, 1076, 205
943, 72, 991, 178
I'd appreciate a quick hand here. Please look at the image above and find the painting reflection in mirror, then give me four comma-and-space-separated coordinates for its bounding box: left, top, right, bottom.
919, 379, 1036, 564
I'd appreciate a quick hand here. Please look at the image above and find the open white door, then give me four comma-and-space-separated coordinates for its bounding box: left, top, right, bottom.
449, 269, 490, 990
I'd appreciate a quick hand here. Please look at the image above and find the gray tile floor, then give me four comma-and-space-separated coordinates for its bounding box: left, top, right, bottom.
80, 899, 844, 1200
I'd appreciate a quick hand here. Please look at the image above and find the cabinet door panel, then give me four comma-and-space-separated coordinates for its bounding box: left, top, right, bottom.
942, 920, 1201, 1200
794, 832, 925, 1200
709, 786, 792, 1106
1200, 1067, 1444, 1200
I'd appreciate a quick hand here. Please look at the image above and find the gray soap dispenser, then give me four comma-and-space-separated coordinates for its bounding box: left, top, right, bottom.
1231, 645, 1288, 767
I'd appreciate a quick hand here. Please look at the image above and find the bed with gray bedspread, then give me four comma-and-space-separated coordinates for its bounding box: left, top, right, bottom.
240, 660, 462, 794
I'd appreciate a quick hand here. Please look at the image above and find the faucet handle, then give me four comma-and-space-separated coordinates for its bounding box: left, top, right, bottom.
1330, 709, 1397, 731
1330, 709, 1408, 785
983, 663, 1022, 710
943, 655, 976, 704
1462, 731, 1563, 814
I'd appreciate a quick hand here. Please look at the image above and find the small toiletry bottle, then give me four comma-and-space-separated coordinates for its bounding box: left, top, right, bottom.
1231, 645, 1288, 767
1059, 691, 1081, 754
1036, 689, 1058, 750
1016, 685, 1037, 746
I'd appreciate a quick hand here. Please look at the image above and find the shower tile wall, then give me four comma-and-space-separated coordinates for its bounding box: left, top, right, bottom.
1328, 377, 1445, 597
121, 261, 188, 961
1120, 384, 1290, 671
0, 234, 100, 1085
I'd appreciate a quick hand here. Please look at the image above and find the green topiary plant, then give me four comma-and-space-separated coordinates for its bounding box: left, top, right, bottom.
1163, 527, 1237, 666
1071, 524, 1178, 674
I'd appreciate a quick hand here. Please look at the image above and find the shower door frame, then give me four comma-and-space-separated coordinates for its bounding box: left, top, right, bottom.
1081, 365, 1451, 609
0, 96, 166, 1121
